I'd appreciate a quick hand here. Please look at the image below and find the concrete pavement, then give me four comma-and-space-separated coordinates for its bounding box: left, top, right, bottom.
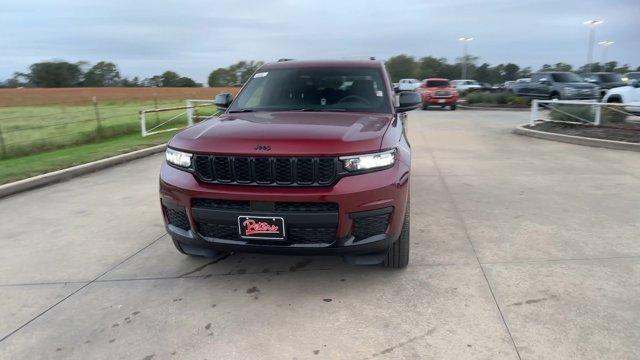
0, 110, 638, 359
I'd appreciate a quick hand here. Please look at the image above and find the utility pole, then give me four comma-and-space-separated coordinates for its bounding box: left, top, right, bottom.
584, 19, 603, 72
458, 37, 474, 79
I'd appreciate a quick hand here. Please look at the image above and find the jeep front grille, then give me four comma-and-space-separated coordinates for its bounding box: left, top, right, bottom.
193, 155, 338, 186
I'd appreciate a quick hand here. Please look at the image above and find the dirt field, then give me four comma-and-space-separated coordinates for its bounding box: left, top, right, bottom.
0, 87, 240, 107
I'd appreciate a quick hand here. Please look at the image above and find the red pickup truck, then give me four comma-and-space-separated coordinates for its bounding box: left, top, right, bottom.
416, 78, 459, 110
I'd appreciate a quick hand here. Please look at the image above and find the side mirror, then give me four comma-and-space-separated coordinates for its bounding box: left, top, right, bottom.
214, 93, 233, 110
396, 91, 421, 113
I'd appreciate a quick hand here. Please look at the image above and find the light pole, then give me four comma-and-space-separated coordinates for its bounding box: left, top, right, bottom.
458, 37, 474, 79
583, 19, 603, 71
598, 40, 614, 65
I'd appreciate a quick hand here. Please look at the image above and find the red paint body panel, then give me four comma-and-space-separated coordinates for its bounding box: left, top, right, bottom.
170, 112, 393, 156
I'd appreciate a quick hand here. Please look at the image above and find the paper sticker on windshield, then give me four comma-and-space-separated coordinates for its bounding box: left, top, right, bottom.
376, 90, 383, 97
254, 72, 268, 78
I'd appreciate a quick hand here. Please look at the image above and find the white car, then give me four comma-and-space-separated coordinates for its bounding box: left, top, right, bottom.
603, 81, 640, 114
451, 79, 482, 92
397, 79, 421, 91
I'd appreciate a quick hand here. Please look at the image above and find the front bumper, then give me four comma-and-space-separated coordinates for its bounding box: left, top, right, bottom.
423, 96, 458, 106
159, 158, 410, 256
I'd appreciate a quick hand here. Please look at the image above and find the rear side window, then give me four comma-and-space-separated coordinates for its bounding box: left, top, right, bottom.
231, 67, 391, 113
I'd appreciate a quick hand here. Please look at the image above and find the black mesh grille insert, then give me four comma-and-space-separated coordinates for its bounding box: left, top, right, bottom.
288, 227, 336, 244
255, 157, 272, 183
197, 222, 239, 240
165, 207, 190, 230
233, 157, 252, 183
275, 158, 292, 184
296, 158, 314, 184
352, 213, 390, 241
317, 158, 336, 184
194, 156, 213, 180
192, 198, 251, 211
274, 202, 338, 212
193, 155, 337, 186
213, 157, 232, 182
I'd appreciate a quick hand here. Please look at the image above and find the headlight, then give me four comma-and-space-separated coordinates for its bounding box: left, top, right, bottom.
166, 148, 192, 168
340, 149, 396, 172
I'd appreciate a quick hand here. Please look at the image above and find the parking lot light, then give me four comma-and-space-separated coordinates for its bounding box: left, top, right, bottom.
583, 19, 603, 72
598, 40, 614, 63
458, 37, 474, 79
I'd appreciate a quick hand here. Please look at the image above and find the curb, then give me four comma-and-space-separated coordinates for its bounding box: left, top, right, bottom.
513, 124, 640, 152
459, 104, 530, 111
0, 144, 166, 199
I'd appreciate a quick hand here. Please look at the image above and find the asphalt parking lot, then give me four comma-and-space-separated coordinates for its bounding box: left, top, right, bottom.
1, 109, 639, 360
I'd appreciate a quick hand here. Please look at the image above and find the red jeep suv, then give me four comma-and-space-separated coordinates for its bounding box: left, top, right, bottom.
416, 78, 459, 110
159, 60, 421, 268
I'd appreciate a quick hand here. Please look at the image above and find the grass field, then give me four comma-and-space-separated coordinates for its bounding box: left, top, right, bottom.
0, 131, 175, 185
0, 87, 233, 183
0, 99, 217, 158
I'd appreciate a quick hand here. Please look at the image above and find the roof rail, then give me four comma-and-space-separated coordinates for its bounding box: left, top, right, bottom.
277, 58, 294, 62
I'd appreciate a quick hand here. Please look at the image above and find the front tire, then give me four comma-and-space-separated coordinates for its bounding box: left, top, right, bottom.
384, 201, 410, 269
450, 104, 457, 110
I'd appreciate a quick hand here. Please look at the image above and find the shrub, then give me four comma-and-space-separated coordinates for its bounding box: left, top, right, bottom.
464, 91, 527, 105
548, 104, 628, 124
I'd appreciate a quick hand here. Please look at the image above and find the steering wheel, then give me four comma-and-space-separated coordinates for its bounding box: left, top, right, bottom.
337, 95, 371, 105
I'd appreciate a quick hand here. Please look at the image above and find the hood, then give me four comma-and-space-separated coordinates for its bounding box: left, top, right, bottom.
562, 82, 597, 89
169, 111, 392, 156
600, 81, 626, 89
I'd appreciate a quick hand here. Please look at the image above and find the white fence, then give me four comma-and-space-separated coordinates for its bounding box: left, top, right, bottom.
140, 99, 218, 137
529, 99, 638, 126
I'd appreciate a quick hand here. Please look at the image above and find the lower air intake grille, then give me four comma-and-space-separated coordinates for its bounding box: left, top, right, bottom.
165, 207, 190, 230
288, 227, 337, 244
352, 213, 390, 241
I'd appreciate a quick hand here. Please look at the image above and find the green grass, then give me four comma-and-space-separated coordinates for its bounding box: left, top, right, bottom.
0, 100, 217, 158
0, 131, 175, 185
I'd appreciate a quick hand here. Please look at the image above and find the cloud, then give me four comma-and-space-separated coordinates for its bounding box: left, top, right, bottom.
0, 0, 638, 83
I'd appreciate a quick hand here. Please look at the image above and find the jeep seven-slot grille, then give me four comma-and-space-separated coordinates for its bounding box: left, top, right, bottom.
193, 155, 338, 186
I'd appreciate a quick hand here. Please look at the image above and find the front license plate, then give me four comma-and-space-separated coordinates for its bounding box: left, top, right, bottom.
438, 99, 446, 103
238, 216, 285, 240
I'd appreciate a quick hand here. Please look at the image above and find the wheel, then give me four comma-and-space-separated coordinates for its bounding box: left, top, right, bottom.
550, 93, 561, 100
450, 104, 457, 110
422, 104, 429, 110
384, 200, 410, 269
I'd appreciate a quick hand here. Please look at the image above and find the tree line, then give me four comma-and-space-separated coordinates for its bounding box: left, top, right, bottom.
0, 60, 200, 88
2, 57, 638, 88
384, 54, 639, 84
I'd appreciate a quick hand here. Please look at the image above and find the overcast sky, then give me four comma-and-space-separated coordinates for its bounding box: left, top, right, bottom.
1, 0, 638, 83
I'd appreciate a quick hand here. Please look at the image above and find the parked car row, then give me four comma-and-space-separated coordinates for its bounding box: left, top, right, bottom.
394, 71, 639, 106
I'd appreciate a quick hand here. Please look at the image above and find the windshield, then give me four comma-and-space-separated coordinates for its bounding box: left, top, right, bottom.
426, 80, 450, 87
598, 73, 623, 82
230, 67, 391, 113
551, 73, 584, 83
